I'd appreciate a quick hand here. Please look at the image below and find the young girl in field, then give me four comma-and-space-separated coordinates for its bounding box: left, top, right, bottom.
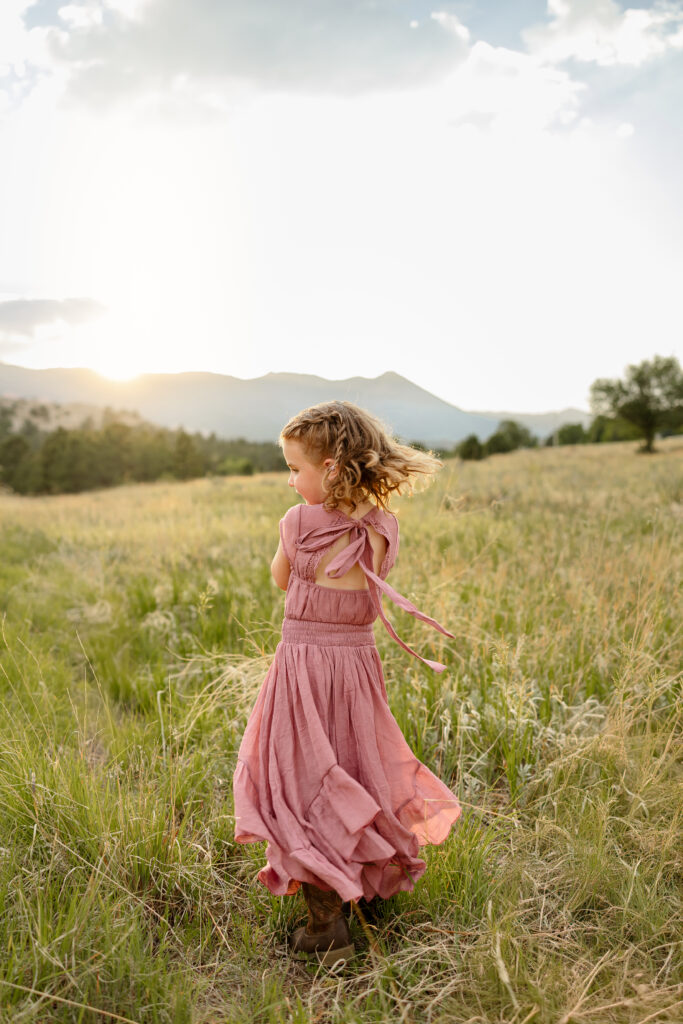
232, 400, 461, 965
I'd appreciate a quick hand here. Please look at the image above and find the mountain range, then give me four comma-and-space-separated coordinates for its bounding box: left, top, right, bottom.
0, 362, 591, 445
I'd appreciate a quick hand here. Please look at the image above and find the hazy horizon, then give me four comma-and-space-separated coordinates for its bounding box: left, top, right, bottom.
0, 359, 598, 415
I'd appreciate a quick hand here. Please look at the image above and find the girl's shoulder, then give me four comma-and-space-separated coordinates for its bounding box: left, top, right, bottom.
280, 503, 303, 527
368, 504, 399, 540
281, 502, 399, 539
294, 501, 398, 525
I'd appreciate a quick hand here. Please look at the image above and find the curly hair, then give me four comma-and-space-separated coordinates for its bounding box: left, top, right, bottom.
279, 400, 443, 513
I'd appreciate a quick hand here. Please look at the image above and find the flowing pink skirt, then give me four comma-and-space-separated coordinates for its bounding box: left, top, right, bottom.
233, 618, 462, 903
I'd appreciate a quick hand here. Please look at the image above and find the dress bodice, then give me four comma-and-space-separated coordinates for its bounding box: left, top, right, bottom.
279, 502, 454, 672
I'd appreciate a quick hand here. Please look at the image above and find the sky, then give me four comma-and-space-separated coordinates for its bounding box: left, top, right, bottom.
0, 0, 682, 413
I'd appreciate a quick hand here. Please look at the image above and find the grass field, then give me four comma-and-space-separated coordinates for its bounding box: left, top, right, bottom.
0, 440, 681, 1024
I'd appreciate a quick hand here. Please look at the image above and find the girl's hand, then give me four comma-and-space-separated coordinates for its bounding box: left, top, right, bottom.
270, 541, 291, 591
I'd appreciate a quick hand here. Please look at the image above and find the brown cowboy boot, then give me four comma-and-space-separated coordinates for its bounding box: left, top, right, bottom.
288, 882, 355, 966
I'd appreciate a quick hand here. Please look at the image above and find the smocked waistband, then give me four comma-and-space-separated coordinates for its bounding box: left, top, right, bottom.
281, 618, 375, 647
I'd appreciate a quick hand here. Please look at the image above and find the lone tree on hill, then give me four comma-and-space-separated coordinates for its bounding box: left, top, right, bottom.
590, 355, 683, 453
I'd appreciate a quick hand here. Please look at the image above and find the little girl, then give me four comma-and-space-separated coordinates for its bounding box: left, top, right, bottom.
232, 400, 461, 966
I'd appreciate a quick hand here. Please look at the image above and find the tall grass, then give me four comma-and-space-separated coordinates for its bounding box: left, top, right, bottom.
0, 440, 681, 1022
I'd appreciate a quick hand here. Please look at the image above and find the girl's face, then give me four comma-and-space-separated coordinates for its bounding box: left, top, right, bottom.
281, 438, 335, 505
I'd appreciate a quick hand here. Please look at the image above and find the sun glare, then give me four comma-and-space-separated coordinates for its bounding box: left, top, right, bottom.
75, 312, 152, 382
96, 363, 143, 382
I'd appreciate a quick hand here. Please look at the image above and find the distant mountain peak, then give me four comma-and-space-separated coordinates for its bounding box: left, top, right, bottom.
0, 361, 590, 443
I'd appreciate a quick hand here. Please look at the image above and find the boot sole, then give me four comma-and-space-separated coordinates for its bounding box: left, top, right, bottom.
294, 943, 355, 967
316, 943, 355, 967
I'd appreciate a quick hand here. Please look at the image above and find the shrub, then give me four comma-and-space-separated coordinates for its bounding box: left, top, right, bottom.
456, 434, 485, 460
217, 457, 255, 476
485, 420, 537, 455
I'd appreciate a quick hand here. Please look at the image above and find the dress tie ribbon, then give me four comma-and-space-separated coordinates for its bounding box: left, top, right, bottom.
295, 520, 454, 673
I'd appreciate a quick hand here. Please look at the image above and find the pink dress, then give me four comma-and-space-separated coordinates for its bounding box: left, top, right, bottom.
232, 501, 462, 903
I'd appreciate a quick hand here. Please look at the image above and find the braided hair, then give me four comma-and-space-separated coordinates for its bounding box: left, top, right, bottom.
279, 400, 443, 514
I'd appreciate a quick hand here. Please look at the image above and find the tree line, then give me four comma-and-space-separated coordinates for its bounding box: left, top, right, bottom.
0, 409, 284, 495
452, 356, 683, 460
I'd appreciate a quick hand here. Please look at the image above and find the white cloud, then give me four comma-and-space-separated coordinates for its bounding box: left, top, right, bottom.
104, 0, 154, 19
57, 4, 105, 30
0, 4, 83, 119
524, 0, 683, 67
442, 41, 584, 133
0, 3, 46, 70
0, 296, 106, 357
0, 297, 105, 336
430, 12, 471, 45
0, 2, 56, 107
19, 0, 469, 107
616, 119, 634, 136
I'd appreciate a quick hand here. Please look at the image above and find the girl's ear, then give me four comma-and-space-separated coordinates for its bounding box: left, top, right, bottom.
324, 459, 337, 478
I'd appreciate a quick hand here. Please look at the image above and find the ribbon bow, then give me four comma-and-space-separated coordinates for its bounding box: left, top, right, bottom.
295, 520, 454, 672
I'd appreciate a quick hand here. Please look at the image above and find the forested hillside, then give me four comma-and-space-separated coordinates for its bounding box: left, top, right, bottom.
0, 400, 284, 494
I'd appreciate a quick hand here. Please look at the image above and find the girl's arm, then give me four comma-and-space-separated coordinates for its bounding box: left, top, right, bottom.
272, 504, 298, 590
271, 541, 291, 591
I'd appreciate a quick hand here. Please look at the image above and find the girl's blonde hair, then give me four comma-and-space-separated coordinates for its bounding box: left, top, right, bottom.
279, 400, 443, 513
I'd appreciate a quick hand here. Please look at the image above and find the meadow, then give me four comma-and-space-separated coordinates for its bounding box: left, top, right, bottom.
0, 440, 681, 1024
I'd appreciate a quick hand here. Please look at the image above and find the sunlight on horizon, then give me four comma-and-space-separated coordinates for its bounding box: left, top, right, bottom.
95, 365, 143, 382
71, 312, 173, 383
